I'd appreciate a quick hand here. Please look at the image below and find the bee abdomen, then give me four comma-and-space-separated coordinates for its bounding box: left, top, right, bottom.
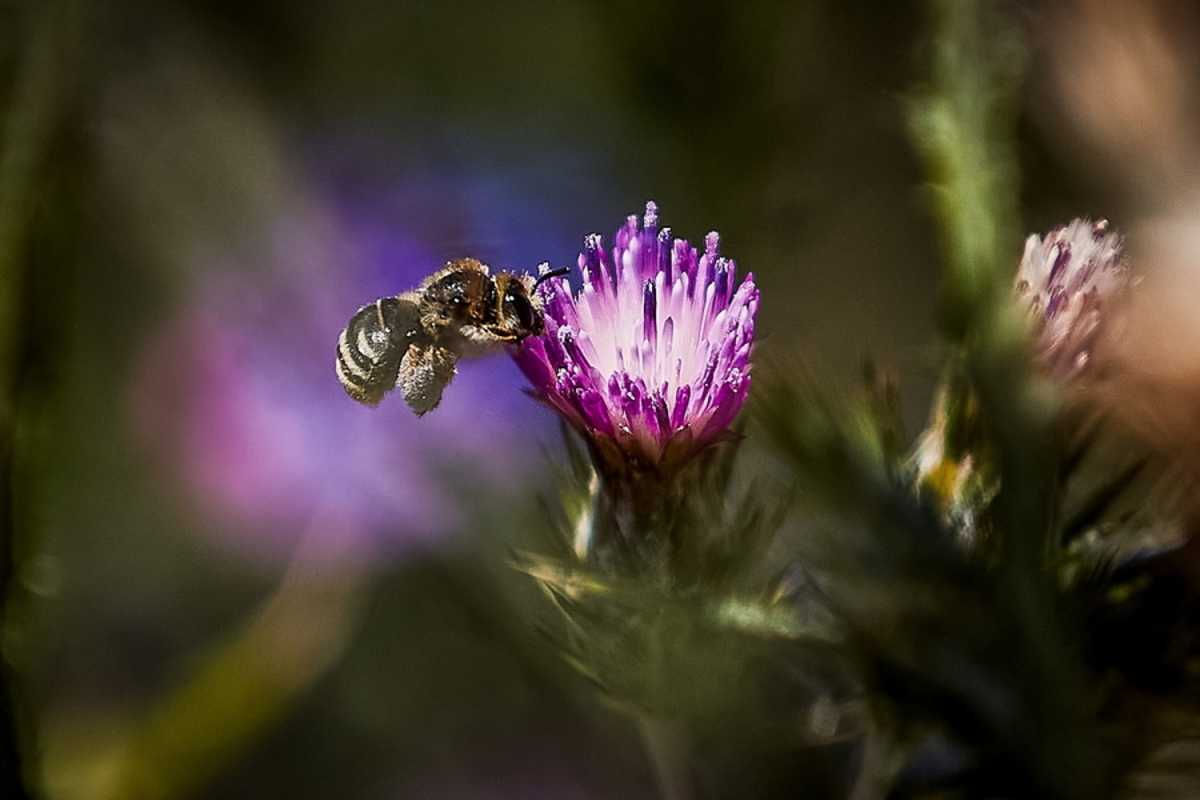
335, 296, 416, 406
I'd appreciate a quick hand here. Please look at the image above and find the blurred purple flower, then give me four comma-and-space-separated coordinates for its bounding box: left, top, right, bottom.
134, 184, 548, 560
1014, 218, 1131, 378
513, 202, 759, 476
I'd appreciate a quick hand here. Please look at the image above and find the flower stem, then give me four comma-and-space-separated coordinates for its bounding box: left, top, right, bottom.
848, 731, 905, 800
0, 2, 87, 796
637, 715, 693, 800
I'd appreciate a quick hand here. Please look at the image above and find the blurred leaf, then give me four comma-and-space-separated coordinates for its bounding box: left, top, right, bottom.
99, 550, 365, 800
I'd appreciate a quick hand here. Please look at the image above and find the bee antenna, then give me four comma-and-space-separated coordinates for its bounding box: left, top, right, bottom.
533, 266, 571, 289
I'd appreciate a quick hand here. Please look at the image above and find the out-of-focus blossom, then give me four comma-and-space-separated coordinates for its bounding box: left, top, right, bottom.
134, 187, 547, 561
514, 202, 758, 477
912, 220, 1130, 536
1036, 1, 1200, 499
1014, 219, 1130, 379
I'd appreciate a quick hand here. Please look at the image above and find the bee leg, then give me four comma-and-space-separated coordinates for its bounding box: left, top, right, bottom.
397, 342, 459, 416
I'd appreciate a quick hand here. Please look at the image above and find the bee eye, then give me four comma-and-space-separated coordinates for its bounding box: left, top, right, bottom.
507, 292, 535, 331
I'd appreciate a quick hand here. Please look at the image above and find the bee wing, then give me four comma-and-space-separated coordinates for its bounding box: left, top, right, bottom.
397, 341, 459, 416
336, 293, 422, 406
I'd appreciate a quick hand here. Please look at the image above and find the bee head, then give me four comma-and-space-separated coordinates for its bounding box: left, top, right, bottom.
495, 273, 542, 339
501, 267, 570, 339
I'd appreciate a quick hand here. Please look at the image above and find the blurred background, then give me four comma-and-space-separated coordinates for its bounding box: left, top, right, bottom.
1, 0, 1190, 797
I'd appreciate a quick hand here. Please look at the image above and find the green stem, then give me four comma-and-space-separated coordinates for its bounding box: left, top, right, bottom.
848, 731, 905, 800
0, 3, 86, 796
637, 715, 693, 800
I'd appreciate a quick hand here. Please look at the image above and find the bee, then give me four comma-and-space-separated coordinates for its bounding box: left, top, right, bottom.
335, 258, 569, 415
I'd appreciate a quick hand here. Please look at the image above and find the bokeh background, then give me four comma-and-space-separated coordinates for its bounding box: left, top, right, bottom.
2, 0, 1188, 797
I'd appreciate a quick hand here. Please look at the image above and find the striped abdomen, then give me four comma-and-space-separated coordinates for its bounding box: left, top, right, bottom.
335, 296, 416, 405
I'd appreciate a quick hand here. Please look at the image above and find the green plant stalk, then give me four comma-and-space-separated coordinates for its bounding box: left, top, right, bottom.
100, 540, 365, 800
908, 2, 1116, 797
0, 2, 86, 796
908, 0, 1022, 334
637, 715, 693, 800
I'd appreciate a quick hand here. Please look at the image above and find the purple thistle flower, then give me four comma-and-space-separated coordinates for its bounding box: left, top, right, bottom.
1014, 218, 1131, 379
513, 202, 759, 475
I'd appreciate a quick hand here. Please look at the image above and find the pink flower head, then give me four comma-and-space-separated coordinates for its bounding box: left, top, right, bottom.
1014, 218, 1131, 378
514, 202, 759, 475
